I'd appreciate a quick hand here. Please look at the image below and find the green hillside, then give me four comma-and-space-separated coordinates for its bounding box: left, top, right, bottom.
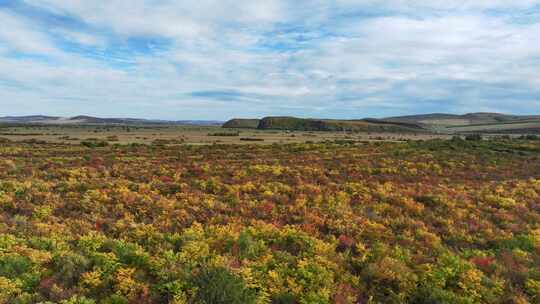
222, 113, 540, 134
222, 119, 261, 129
256, 117, 426, 132
388, 113, 540, 134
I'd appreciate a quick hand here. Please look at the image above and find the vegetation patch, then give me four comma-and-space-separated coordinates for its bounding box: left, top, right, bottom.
240, 137, 265, 141
0, 139, 538, 303
81, 140, 109, 148
208, 132, 240, 137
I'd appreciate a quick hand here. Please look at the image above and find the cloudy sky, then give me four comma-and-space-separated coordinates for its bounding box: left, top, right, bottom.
1, 0, 540, 120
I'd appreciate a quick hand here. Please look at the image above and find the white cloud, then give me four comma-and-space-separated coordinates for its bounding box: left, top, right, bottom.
24, 0, 286, 39
1, 1, 540, 118
0, 11, 58, 54
54, 29, 106, 47
336, 0, 538, 11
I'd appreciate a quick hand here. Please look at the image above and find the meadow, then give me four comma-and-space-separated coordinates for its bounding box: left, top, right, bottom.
0, 125, 446, 146
0, 138, 539, 303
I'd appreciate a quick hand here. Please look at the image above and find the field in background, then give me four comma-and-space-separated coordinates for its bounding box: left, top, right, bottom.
445, 120, 540, 133
0, 124, 449, 145
388, 113, 540, 135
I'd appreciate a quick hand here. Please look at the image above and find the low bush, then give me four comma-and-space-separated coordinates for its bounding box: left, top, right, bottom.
208, 132, 240, 137
240, 138, 264, 142
81, 140, 109, 148
465, 134, 483, 141
192, 267, 257, 304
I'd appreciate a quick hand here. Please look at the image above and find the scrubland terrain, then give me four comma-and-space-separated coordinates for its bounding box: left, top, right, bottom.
0, 125, 445, 146
0, 138, 539, 303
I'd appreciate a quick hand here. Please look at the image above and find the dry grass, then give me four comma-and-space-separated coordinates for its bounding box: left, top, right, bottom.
0, 124, 450, 145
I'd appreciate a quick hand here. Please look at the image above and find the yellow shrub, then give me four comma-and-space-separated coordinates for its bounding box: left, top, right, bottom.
82, 270, 103, 289
0, 276, 20, 304
526, 279, 540, 300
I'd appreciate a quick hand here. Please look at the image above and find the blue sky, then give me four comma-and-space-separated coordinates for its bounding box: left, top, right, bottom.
1, 1, 540, 120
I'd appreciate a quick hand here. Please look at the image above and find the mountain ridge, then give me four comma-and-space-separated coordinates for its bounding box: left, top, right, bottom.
0, 115, 223, 126
223, 112, 540, 134
3, 112, 540, 134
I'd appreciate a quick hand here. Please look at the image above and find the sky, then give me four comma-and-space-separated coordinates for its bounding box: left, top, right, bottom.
1, 1, 540, 120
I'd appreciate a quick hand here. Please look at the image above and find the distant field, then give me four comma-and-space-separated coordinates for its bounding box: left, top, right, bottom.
0, 124, 449, 145
418, 118, 471, 126
2, 122, 539, 147
445, 121, 540, 133
388, 113, 540, 135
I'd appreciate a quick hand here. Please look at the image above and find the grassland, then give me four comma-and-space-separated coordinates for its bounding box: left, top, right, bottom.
388, 113, 540, 135
446, 121, 540, 134
0, 124, 447, 146
0, 137, 539, 303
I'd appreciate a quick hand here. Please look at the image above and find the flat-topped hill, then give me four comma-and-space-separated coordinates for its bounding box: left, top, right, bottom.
223, 116, 427, 133
222, 113, 540, 134
222, 119, 261, 129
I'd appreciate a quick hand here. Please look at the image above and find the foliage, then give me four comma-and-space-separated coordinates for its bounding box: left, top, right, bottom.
465, 134, 483, 141
208, 132, 240, 137
0, 139, 538, 303
81, 140, 109, 148
192, 267, 257, 304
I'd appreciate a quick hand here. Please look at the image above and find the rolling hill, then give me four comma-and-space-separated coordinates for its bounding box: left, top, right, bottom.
221, 119, 261, 129
223, 116, 427, 133
387, 112, 540, 125
387, 112, 540, 134
0, 115, 223, 126
223, 113, 540, 134
4, 113, 540, 134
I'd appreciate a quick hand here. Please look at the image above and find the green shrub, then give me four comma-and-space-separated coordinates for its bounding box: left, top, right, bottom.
60, 295, 96, 304
192, 267, 257, 304
235, 231, 265, 260
520, 134, 539, 140
208, 132, 240, 137
240, 138, 264, 142
272, 293, 298, 304
52, 252, 90, 287
411, 286, 474, 304
465, 134, 482, 141
0, 254, 32, 279
100, 295, 128, 304
81, 140, 109, 148
498, 234, 536, 252
110, 241, 150, 269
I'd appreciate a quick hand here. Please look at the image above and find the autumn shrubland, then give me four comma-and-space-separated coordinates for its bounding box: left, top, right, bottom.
0, 138, 539, 303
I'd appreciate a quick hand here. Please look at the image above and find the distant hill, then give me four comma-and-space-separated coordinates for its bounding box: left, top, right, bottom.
387, 112, 540, 125
386, 112, 540, 134
4, 113, 539, 134
223, 113, 540, 134
222, 119, 261, 129
224, 116, 427, 133
0, 115, 223, 126
0, 115, 60, 123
